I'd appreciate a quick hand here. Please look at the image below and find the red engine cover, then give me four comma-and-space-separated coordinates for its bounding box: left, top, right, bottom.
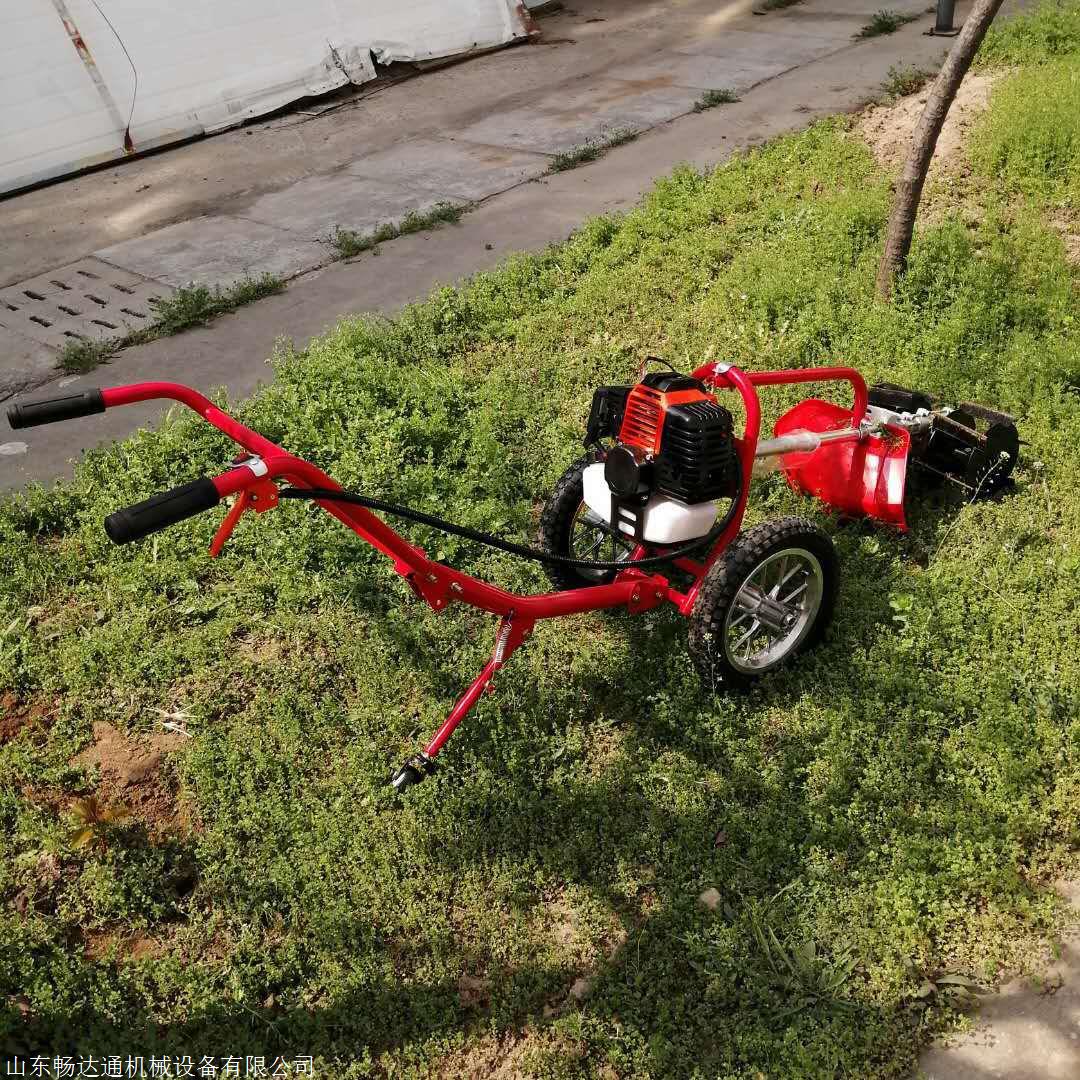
618, 381, 717, 455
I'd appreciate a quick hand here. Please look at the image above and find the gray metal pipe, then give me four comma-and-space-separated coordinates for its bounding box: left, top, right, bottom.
754, 425, 872, 459
932, 0, 960, 35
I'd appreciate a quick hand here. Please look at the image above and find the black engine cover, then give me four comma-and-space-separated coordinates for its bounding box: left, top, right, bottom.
655, 398, 738, 503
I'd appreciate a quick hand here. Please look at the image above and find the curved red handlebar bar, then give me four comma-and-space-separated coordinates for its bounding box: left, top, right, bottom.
689, 363, 869, 428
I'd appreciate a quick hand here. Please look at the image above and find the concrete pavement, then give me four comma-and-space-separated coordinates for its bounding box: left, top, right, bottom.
0, 0, 967, 488
0, 0, 943, 400
920, 881, 1080, 1080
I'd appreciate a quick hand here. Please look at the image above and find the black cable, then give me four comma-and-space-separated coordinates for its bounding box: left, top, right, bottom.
277, 486, 740, 570
89, 0, 138, 148
641, 356, 680, 374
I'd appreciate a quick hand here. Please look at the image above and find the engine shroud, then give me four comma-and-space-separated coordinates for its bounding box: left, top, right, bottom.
587, 371, 739, 506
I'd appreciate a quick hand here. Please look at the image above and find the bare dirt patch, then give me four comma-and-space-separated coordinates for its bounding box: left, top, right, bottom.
72, 721, 193, 834
83, 929, 163, 963
74, 720, 189, 786
430, 1031, 531, 1079
857, 72, 1003, 176
0, 691, 54, 745
457, 973, 491, 1009
1049, 210, 1080, 267
427, 1026, 590, 1080
235, 634, 286, 664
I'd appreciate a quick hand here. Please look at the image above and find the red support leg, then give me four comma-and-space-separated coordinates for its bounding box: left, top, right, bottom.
390, 614, 533, 792
424, 658, 500, 757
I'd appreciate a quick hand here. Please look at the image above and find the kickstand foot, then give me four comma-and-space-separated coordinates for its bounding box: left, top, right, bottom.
390, 753, 434, 794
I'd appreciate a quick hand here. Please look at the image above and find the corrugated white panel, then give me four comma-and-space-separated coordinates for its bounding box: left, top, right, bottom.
0, 0, 528, 195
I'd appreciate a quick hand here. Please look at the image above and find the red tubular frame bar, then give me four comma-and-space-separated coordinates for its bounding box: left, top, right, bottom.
99, 365, 867, 765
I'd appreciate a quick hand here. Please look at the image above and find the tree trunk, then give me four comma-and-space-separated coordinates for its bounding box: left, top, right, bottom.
875, 0, 1006, 300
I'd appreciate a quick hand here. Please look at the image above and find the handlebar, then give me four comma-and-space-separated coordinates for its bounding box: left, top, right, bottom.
7, 390, 105, 429
5, 366, 865, 559
104, 478, 221, 544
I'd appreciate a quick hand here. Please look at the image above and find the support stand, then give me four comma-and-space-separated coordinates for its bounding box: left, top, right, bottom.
391, 614, 534, 791
926, 0, 960, 36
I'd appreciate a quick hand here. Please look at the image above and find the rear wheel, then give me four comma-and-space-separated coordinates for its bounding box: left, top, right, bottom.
538, 453, 636, 590
688, 518, 837, 689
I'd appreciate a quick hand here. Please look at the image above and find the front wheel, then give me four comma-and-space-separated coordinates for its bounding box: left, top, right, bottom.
537, 452, 637, 591
688, 517, 837, 689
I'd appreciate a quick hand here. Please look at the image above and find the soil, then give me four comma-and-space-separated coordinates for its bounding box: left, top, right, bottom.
74, 720, 189, 786
1049, 210, 1080, 267
0, 691, 53, 744
72, 721, 193, 834
83, 930, 162, 963
857, 71, 1002, 176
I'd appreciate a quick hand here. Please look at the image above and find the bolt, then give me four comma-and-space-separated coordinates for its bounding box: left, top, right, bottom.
655, 590, 663, 600
450, 582, 463, 594
427, 572, 438, 582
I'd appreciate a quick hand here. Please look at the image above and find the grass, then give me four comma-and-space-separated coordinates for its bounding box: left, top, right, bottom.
881, 63, 933, 98
57, 337, 116, 375
856, 8, 920, 37
693, 88, 740, 111
547, 128, 640, 173
970, 59, 1080, 206
56, 274, 285, 375
2, 1, 1079, 1073
977, 0, 1080, 67
330, 201, 468, 258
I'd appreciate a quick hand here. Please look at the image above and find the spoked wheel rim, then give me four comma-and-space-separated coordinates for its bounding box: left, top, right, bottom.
568, 501, 635, 581
723, 547, 824, 674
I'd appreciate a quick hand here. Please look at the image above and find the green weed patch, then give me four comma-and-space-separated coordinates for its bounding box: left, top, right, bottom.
331, 202, 469, 258
56, 274, 285, 375
977, 0, 1080, 67
856, 9, 918, 38
971, 59, 1080, 206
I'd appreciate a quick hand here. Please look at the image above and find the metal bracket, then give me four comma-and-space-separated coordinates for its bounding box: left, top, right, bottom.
209, 471, 279, 557
408, 566, 454, 611
620, 571, 669, 614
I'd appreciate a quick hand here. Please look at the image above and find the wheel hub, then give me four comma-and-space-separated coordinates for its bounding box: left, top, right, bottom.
725, 547, 825, 673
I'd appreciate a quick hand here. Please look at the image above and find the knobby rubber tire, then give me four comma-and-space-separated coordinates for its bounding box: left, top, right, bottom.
688, 517, 838, 690
537, 451, 614, 590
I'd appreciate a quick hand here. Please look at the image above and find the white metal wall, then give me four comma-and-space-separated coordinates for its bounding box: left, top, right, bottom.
0, 0, 528, 195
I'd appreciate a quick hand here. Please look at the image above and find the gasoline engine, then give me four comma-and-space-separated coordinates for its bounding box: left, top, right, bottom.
579, 367, 1021, 546
582, 367, 741, 544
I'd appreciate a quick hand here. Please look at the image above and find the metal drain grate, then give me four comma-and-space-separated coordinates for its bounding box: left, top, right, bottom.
0, 258, 174, 351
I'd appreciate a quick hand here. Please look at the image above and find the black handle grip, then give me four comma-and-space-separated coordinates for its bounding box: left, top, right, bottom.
7, 390, 105, 429
104, 478, 220, 544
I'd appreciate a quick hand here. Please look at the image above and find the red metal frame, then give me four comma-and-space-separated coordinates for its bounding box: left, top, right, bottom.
99, 363, 867, 763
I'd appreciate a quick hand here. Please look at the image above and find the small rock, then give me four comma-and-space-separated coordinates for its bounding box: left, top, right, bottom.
713, 829, 728, 848
698, 887, 722, 911
569, 977, 591, 1001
